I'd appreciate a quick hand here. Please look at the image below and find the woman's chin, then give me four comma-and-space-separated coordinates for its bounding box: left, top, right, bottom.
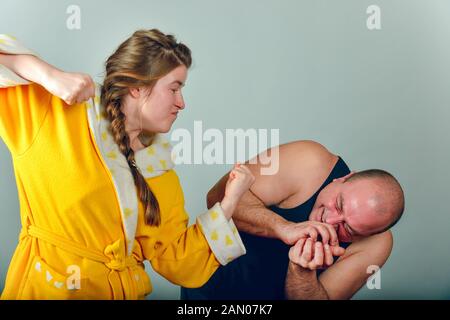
159, 127, 171, 133
161, 120, 176, 133
152, 124, 172, 133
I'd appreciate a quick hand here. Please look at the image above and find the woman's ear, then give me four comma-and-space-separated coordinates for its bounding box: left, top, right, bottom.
129, 87, 141, 99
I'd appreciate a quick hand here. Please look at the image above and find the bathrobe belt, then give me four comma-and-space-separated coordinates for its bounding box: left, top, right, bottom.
20, 224, 143, 299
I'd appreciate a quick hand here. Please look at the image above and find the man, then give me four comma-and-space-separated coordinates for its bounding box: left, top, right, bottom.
181, 140, 404, 299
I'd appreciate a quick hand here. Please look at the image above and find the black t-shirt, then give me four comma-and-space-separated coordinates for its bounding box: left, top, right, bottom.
181, 157, 351, 300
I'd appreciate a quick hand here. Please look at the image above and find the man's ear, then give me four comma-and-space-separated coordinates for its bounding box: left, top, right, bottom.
129, 87, 141, 99
333, 171, 356, 183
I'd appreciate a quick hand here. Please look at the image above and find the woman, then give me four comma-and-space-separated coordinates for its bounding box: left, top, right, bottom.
0, 30, 254, 299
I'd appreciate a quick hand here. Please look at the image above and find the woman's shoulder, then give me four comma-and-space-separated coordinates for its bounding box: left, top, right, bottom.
144, 169, 193, 220
145, 169, 183, 205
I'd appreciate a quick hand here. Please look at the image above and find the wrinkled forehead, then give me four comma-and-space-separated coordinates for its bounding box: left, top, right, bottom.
344, 182, 392, 233
343, 177, 383, 198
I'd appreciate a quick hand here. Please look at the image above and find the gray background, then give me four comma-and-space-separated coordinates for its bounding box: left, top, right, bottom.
1, 0, 449, 299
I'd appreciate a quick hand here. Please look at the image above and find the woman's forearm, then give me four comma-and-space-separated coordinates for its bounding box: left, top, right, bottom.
0, 53, 95, 105
0, 53, 57, 86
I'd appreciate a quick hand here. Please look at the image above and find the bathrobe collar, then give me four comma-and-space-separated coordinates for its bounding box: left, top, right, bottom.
86, 85, 174, 255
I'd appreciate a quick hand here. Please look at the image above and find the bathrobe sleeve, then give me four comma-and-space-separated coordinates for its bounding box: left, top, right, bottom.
136, 171, 246, 288
0, 34, 51, 155
0, 34, 39, 87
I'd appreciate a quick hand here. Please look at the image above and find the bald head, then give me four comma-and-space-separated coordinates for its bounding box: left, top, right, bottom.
346, 169, 405, 233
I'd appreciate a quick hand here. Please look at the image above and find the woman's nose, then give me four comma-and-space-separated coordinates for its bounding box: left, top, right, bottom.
176, 94, 185, 109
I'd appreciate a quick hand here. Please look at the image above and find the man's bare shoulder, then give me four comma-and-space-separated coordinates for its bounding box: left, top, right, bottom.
280, 139, 335, 157
279, 140, 338, 188
251, 140, 336, 170
246, 140, 338, 206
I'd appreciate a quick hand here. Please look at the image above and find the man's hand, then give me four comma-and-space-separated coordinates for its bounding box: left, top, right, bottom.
277, 220, 339, 246
289, 237, 346, 271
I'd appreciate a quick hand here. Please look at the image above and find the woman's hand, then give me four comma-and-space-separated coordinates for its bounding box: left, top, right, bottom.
220, 164, 255, 219
42, 68, 95, 105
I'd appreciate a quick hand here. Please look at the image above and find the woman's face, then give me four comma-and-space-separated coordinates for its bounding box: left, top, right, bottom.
131, 65, 188, 133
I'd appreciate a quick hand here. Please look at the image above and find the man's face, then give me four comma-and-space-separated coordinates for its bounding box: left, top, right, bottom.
309, 176, 392, 243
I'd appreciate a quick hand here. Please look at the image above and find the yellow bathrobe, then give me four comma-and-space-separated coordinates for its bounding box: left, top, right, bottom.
0, 34, 246, 300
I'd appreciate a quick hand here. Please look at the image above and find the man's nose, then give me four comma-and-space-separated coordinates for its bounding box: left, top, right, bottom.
324, 212, 344, 225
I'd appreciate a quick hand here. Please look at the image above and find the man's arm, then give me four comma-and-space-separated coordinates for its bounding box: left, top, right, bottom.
207, 171, 291, 239
286, 230, 393, 300
285, 261, 329, 299
207, 141, 340, 245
